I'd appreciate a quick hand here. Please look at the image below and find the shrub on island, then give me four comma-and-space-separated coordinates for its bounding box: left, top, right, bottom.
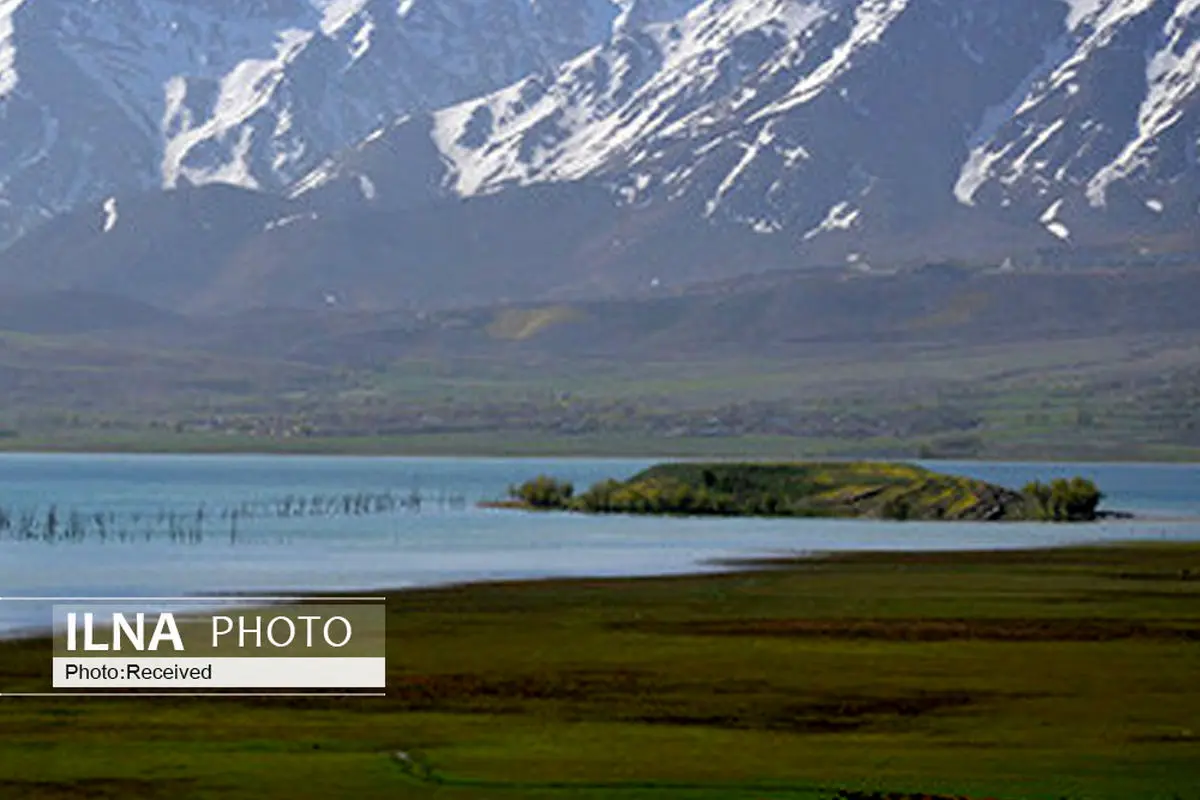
1021, 477, 1104, 522
509, 476, 575, 509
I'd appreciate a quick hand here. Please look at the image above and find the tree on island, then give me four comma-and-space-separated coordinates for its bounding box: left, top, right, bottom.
510, 476, 575, 509
1021, 477, 1104, 522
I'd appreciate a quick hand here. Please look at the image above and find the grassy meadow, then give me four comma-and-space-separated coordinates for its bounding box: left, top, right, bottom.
0, 315, 1199, 462
1, 544, 1199, 798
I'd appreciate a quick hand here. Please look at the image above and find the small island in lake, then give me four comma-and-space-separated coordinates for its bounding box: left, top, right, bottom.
492, 462, 1106, 522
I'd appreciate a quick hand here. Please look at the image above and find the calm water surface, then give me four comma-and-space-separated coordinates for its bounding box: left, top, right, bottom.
0, 455, 1196, 634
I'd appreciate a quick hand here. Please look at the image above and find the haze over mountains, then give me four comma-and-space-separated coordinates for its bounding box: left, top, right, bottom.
0, 0, 1196, 314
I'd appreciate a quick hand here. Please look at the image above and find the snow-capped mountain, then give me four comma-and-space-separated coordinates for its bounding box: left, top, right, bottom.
0, 0, 1196, 313
300, 0, 1199, 262
0, 0, 687, 246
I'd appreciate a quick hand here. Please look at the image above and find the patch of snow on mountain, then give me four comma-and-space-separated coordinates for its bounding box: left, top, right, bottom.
1086, 0, 1200, 205
954, 34, 1076, 205
803, 201, 861, 240
312, 0, 370, 36
288, 164, 333, 197
1040, 197, 1071, 239
1062, 0, 1156, 32
706, 123, 778, 217
956, 0, 1174, 208
613, 0, 701, 31
1044, 220, 1071, 240
220, 29, 311, 122
751, 0, 911, 122
1061, 0, 1113, 29
434, 0, 834, 197
263, 211, 319, 232
101, 197, 119, 233
1041, 197, 1064, 223
203, 126, 262, 189
165, 27, 315, 188
1000, 118, 1067, 187
0, 0, 22, 97
350, 16, 374, 59
358, 174, 376, 200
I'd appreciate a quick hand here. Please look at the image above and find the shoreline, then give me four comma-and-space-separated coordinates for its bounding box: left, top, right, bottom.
481, 501, 1149, 521
0, 440, 1199, 465
4, 536, 1198, 644
3, 540, 1197, 798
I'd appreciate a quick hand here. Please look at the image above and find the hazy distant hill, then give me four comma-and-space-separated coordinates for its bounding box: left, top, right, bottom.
0, 265, 1197, 457
273, 265, 1200, 363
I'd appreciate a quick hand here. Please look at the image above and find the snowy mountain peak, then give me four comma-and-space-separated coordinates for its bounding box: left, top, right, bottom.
0, 0, 658, 246
293, 0, 1197, 273
0, 0, 1197, 275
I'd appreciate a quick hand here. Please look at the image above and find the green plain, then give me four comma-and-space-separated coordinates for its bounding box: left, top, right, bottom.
1, 544, 1199, 798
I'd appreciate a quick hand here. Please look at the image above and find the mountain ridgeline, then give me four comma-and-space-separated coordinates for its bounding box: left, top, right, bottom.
0, 0, 1196, 313
501, 463, 1107, 522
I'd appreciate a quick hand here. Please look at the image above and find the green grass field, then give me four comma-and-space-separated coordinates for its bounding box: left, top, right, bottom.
1, 326, 1199, 462
1, 544, 1199, 798
2, 429, 1198, 462
0, 429, 901, 458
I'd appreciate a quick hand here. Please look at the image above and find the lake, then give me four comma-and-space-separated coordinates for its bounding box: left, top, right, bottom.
0, 454, 1197, 635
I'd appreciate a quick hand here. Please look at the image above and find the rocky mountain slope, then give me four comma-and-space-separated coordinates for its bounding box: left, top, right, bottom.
0, 0, 1196, 312
0, 0, 682, 246
301, 0, 1200, 264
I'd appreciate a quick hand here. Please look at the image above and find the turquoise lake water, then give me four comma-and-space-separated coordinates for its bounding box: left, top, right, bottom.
0, 455, 1196, 634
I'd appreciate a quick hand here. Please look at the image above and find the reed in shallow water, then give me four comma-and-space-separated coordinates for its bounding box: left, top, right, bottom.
0, 487, 468, 546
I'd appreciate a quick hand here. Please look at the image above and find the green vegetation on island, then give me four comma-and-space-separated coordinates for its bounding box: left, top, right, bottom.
501, 462, 1105, 522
